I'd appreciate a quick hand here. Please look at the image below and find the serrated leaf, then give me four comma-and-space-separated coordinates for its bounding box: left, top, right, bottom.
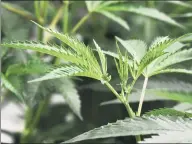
63, 116, 192, 143
1, 73, 24, 102
28, 64, 83, 83
102, 6, 184, 28
1, 41, 77, 62
93, 40, 107, 74
116, 37, 147, 63
5, 59, 51, 76
148, 48, 192, 76
97, 10, 130, 31
144, 108, 192, 117
56, 78, 82, 120
31, 21, 102, 76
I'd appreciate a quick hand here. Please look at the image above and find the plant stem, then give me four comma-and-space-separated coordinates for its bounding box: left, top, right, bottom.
124, 102, 135, 118
137, 77, 148, 116
126, 78, 137, 100
21, 98, 50, 143
71, 13, 91, 34
63, 1, 69, 34
105, 82, 122, 101
105, 82, 135, 117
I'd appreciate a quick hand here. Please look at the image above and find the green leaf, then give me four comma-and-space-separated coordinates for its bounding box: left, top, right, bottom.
144, 108, 192, 117
97, 10, 130, 31
85, 1, 103, 12
1, 73, 24, 102
151, 68, 192, 76
165, 1, 192, 8
56, 78, 83, 120
149, 90, 192, 104
137, 37, 175, 76
5, 59, 51, 76
102, 6, 184, 28
149, 48, 192, 76
28, 64, 83, 83
1, 41, 77, 62
93, 40, 107, 75
116, 37, 147, 63
31, 21, 102, 76
63, 116, 192, 143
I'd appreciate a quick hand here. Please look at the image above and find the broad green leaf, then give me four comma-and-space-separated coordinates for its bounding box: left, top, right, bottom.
102, 6, 184, 28
63, 116, 192, 143
116, 37, 147, 63
144, 108, 192, 117
56, 78, 83, 120
97, 11, 130, 31
6, 59, 51, 76
1, 73, 24, 102
2, 2, 36, 21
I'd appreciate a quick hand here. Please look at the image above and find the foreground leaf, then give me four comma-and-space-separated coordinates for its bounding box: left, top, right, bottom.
64, 116, 192, 143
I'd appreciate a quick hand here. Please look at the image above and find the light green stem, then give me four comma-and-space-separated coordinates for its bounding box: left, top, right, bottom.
105, 82, 135, 118
71, 13, 91, 34
137, 76, 148, 116
21, 98, 49, 143
63, 1, 69, 33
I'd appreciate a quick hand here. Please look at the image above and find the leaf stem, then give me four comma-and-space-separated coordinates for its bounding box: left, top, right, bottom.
71, 13, 91, 34
137, 77, 148, 116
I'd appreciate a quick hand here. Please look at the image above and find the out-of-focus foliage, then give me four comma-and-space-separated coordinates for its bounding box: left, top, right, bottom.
1, 1, 192, 144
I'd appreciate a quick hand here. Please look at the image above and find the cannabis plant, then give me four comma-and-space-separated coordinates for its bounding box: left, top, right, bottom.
2, 20, 192, 143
